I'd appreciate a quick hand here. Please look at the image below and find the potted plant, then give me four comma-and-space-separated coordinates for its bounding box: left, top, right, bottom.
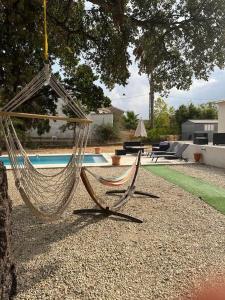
94, 147, 101, 154
194, 152, 202, 162
111, 155, 121, 166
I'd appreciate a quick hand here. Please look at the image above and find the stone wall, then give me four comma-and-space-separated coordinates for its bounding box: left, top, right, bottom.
0, 162, 16, 299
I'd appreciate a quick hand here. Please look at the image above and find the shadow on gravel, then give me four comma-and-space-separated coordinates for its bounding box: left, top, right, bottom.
12, 204, 109, 294
12, 203, 130, 264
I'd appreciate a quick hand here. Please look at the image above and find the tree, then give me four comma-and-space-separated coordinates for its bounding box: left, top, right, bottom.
123, 111, 139, 130
175, 102, 218, 131
63, 64, 111, 113
148, 97, 178, 141
95, 123, 120, 143
199, 102, 218, 119
175, 105, 189, 131
61, 64, 111, 135
132, 1, 225, 127
1, 0, 225, 132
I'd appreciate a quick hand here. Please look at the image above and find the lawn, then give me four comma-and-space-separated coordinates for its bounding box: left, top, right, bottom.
145, 165, 225, 215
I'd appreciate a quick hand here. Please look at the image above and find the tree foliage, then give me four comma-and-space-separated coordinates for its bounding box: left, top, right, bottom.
147, 98, 217, 140
123, 111, 139, 130
148, 97, 178, 141
134, 0, 225, 89
95, 123, 120, 143
1, 0, 225, 132
175, 102, 218, 130
61, 64, 111, 133
132, 0, 225, 127
63, 64, 111, 113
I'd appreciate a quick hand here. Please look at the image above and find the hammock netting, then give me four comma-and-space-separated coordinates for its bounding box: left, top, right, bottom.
0, 64, 90, 221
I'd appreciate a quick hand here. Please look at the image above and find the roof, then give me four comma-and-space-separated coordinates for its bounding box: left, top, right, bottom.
215, 100, 225, 104
185, 119, 218, 124
105, 106, 124, 114
96, 108, 112, 114
97, 106, 124, 115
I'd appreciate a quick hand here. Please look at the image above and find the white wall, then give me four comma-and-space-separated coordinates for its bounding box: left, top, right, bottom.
29, 113, 113, 140
176, 142, 225, 169
88, 113, 113, 143
88, 113, 113, 128
218, 102, 225, 133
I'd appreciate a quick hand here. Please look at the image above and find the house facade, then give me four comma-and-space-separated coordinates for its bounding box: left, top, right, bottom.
217, 100, 225, 132
182, 119, 218, 142
28, 100, 121, 144
97, 106, 124, 126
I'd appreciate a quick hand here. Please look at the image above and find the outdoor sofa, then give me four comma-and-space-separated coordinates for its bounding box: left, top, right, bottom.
123, 141, 144, 154
148, 142, 178, 157
213, 133, 225, 145
151, 141, 170, 152
193, 133, 208, 145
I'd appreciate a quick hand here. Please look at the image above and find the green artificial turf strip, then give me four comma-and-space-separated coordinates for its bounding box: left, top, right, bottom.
144, 165, 225, 215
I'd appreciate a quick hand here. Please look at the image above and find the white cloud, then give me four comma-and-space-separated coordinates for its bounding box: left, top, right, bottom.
168, 68, 225, 109
100, 66, 225, 119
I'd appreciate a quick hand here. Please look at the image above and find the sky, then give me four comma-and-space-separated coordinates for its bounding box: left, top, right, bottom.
84, 2, 225, 120
54, 55, 225, 120
99, 63, 225, 120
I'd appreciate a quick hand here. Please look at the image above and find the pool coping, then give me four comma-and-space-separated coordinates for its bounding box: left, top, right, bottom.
1, 152, 195, 170
1, 153, 112, 170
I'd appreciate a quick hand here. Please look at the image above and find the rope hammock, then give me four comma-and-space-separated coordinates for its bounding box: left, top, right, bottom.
0, 64, 91, 221
83, 156, 138, 187
74, 151, 159, 223
0, 1, 91, 221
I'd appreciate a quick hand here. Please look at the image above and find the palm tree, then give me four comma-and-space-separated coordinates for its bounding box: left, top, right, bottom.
123, 111, 139, 130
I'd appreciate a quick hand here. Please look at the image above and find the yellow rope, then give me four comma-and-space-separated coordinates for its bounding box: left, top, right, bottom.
43, 0, 48, 61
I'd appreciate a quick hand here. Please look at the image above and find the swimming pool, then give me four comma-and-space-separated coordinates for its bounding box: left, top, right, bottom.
0, 154, 108, 168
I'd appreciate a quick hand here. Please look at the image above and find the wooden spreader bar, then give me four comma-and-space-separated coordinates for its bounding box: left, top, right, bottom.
0, 111, 92, 124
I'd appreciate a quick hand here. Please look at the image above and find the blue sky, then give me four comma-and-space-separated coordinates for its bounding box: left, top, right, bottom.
100, 64, 225, 119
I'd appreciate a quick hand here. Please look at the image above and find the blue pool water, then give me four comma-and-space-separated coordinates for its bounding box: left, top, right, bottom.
0, 154, 107, 167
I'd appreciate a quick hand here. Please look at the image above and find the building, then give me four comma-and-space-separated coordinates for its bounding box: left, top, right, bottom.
182, 119, 218, 142
28, 101, 116, 144
97, 106, 124, 126
216, 100, 225, 132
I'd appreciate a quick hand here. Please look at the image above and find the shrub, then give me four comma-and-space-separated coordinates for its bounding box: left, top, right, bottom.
148, 127, 170, 143
95, 124, 120, 143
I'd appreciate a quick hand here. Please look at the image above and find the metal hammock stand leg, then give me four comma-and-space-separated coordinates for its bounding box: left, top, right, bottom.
73, 151, 159, 223
106, 190, 159, 198
106, 190, 159, 199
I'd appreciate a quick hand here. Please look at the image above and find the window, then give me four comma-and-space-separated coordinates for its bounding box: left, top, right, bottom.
204, 124, 214, 131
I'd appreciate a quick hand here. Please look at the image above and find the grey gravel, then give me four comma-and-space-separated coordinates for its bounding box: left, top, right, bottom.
8, 166, 225, 300
170, 163, 225, 188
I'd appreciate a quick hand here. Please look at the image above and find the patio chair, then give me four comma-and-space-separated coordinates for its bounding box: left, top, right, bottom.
148, 142, 179, 157
151, 141, 170, 152
151, 144, 189, 163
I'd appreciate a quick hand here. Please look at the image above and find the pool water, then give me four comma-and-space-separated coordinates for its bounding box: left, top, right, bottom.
0, 154, 108, 167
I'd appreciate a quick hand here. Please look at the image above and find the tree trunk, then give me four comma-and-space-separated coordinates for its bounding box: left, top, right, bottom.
149, 73, 155, 129
0, 162, 17, 299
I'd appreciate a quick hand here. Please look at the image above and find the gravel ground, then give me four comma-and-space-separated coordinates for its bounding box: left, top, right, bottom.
170, 164, 225, 189
8, 166, 225, 300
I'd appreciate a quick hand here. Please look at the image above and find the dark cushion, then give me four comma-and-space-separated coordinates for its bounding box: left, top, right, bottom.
213, 133, 225, 145
123, 141, 143, 149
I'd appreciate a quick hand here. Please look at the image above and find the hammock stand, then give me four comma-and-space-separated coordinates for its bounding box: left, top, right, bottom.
73, 151, 159, 223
